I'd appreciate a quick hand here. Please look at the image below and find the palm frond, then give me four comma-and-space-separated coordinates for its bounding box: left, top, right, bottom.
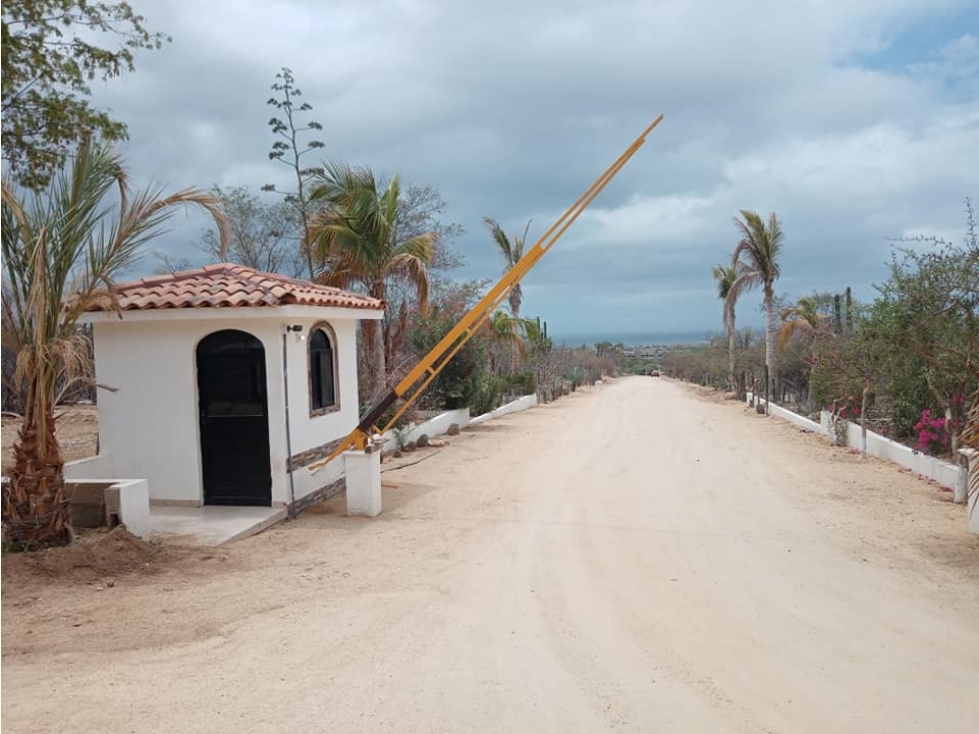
484, 217, 513, 264
388, 251, 431, 309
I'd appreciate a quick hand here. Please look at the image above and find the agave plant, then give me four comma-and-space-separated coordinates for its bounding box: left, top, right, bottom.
1, 141, 229, 549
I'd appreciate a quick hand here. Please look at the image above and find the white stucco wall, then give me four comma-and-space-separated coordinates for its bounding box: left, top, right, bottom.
743, 393, 822, 433
84, 308, 374, 506
469, 394, 538, 425
379, 408, 471, 454
745, 393, 964, 490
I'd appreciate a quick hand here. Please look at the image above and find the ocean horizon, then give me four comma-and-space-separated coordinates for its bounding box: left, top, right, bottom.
554, 331, 712, 347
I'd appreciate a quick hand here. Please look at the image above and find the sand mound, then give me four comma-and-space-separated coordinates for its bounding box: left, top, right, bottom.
2, 526, 173, 584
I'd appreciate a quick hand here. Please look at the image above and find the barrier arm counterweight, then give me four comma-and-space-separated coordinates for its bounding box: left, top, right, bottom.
311, 115, 664, 473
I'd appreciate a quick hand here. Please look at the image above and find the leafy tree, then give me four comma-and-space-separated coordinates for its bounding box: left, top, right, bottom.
263, 67, 325, 278
1, 140, 228, 548
405, 283, 492, 411
152, 253, 195, 275
309, 162, 436, 389
711, 263, 737, 392
725, 210, 784, 403
398, 184, 466, 271
197, 185, 304, 276
1, 0, 168, 189
384, 183, 467, 313
819, 308, 891, 458
874, 199, 979, 454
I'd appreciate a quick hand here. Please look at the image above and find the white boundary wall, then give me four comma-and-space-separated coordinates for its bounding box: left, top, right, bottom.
380, 408, 470, 454
469, 394, 538, 426
746, 393, 964, 490
838, 417, 964, 489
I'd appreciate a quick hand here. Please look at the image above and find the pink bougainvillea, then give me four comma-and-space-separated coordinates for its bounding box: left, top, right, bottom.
913, 409, 949, 456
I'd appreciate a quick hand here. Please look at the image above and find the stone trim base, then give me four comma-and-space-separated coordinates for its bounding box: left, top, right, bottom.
291, 478, 345, 515
288, 438, 343, 472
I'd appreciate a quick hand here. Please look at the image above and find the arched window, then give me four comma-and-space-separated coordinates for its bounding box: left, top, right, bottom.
309, 325, 337, 412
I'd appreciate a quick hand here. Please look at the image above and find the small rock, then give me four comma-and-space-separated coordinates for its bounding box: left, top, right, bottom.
404, 441, 417, 452
416, 434, 430, 448
447, 423, 460, 436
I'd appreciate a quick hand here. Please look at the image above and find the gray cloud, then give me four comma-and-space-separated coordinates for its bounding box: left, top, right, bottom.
92, 0, 979, 341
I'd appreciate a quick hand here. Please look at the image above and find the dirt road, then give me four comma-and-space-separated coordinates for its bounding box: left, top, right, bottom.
3, 377, 978, 733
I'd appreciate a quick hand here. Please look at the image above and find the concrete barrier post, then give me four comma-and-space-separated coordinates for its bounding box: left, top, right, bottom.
959, 448, 978, 534
345, 446, 382, 518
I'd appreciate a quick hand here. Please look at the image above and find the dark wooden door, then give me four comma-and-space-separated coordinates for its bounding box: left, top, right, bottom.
196, 330, 272, 506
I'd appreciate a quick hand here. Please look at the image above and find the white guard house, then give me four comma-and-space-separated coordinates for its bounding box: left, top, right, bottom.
74, 264, 383, 512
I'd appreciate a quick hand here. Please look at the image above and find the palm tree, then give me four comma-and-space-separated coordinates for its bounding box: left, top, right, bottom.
1, 141, 229, 549
726, 210, 784, 402
484, 217, 531, 318
487, 310, 528, 375
712, 264, 737, 392
777, 296, 832, 410
521, 317, 553, 402
309, 163, 436, 386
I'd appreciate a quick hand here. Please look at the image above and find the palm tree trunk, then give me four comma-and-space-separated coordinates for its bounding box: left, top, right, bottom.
764, 285, 777, 399
373, 323, 386, 387
807, 339, 819, 412
4, 408, 71, 549
727, 313, 736, 393
509, 284, 521, 374
369, 281, 387, 387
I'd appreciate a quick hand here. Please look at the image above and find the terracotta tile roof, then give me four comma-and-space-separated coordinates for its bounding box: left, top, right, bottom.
85, 264, 383, 312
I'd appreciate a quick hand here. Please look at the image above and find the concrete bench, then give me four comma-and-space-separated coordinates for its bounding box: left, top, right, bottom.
66, 479, 150, 538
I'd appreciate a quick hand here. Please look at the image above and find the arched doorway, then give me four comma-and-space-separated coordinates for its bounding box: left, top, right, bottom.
196, 329, 272, 506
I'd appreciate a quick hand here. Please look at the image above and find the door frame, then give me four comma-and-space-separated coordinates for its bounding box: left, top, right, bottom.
195, 328, 273, 506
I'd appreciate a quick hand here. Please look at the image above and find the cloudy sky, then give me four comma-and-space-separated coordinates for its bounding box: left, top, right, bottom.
91, 0, 979, 343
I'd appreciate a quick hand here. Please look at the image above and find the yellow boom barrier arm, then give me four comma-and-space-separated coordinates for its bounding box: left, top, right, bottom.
311, 115, 664, 473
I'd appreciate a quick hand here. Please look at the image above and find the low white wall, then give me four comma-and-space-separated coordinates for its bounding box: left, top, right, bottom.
107, 479, 150, 539
380, 408, 470, 453
291, 457, 344, 504
469, 394, 538, 426
760, 400, 822, 433
64, 455, 117, 480
840, 417, 963, 489
746, 393, 964, 490
60, 472, 150, 539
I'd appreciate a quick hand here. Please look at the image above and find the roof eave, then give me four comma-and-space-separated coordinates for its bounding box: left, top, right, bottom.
79, 303, 385, 324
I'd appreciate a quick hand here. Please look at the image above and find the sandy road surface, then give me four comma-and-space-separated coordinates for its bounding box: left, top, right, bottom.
3, 377, 978, 733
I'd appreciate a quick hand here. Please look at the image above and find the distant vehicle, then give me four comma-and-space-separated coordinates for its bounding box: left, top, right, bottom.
649, 370, 661, 377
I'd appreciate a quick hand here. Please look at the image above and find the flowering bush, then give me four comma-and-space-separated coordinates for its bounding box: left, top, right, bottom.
913, 409, 949, 455
826, 396, 862, 446
827, 395, 862, 421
